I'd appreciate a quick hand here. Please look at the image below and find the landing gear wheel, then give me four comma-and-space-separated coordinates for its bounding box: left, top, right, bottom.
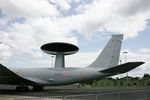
16, 86, 29, 92
33, 86, 43, 91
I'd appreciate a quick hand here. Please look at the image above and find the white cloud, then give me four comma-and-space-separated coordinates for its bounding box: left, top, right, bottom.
0, 18, 9, 27
140, 48, 150, 53
0, 43, 12, 62
0, 17, 78, 59
74, 0, 150, 38
0, 0, 59, 18
50, 0, 71, 11
115, 0, 150, 16
16, 61, 25, 64
66, 51, 100, 67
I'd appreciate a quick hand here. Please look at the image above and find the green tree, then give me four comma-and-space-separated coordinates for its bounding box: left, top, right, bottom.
143, 73, 150, 78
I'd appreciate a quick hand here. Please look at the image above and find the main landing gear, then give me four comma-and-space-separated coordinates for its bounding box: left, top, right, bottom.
16, 86, 29, 92
15, 85, 43, 91
33, 85, 43, 91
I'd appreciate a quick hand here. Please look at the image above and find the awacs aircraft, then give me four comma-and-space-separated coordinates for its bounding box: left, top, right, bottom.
0, 34, 144, 91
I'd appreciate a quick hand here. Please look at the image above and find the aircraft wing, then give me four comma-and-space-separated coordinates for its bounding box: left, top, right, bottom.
0, 64, 35, 85
100, 62, 144, 75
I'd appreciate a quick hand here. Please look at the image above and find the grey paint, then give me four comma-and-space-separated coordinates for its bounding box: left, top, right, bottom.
55, 52, 65, 68
0, 34, 144, 87
88, 34, 123, 69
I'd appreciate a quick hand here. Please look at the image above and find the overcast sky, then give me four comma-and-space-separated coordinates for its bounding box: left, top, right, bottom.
0, 0, 150, 78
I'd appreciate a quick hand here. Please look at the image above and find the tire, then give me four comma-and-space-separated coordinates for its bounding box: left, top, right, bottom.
16, 86, 29, 92
33, 86, 43, 91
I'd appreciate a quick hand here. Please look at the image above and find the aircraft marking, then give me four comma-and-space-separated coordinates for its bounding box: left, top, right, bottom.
106, 49, 111, 53
63, 73, 69, 76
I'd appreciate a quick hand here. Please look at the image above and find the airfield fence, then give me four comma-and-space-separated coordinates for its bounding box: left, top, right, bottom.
14, 89, 150, 100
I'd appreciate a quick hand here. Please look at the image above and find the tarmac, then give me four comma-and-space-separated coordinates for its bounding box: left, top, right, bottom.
0, 85, 150, 100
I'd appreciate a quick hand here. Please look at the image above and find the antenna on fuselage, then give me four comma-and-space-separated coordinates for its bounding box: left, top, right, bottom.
41, 42, 79, 68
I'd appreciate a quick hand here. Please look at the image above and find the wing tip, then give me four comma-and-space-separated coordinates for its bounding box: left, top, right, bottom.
128, 61, 145, 65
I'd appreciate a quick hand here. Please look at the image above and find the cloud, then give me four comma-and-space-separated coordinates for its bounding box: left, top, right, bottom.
0, 17, 78, 59
140, 48, 150, 53
0, 0, 59, 18
66, 51, 100, 67
0, 43, 12, 62
50, 0, 71, 11
74, 0, 150, 38
115, 0, 150, 16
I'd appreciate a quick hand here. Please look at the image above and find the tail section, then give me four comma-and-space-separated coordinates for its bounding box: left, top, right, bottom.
88, 34, 123, 69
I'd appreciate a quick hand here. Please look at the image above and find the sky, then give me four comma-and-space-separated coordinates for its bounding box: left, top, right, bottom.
0, 0, 150, 78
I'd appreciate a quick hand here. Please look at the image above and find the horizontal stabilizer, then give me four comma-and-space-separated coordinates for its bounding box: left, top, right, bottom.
100, 62, 144, 74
